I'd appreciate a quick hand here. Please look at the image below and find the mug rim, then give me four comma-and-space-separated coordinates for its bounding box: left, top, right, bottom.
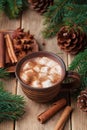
15, 51, 66, 91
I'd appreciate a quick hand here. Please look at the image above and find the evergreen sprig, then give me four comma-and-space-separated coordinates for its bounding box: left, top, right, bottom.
42, 0, 87, 38
0, 69, 25, 122
42, 0, 67, 38
0, 82, 25, 122
68, 49, 87, 98
0, 68, 9, 79
0, 0, 29, 19
63, 3, 87, 33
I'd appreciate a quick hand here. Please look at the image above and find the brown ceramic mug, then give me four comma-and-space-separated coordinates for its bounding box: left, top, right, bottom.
15, 51, 81, 103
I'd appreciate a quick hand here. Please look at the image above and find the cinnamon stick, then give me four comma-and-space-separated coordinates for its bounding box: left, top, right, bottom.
5, 34, 18, 63
58, 123, 65, 130
37, 98, 67, 124
5, 48, 11, 64
54, 106, 73, 130
0, 33, 5, 68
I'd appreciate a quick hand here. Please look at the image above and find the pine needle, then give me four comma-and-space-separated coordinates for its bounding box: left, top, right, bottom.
0, 0, 29, 19
68, 49, 87, 99
42, 0, 68, 38
63, 3, 87, 33
0, 68, 9, 79
0, 68, 25, 122
42, 0, 87, 38
0, 82, 25, 122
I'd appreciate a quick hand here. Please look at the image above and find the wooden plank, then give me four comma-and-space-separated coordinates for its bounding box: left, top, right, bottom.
71, 101, 87, 130
0, 12, 20, 30
15, 83, 70, 130
0, 12, 20, 130
21, 8, 67, 66
68, 54, 87, 130
68, 54, 74, 66
15, 8, 70, 130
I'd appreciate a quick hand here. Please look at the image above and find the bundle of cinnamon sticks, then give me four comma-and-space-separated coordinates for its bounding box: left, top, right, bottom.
0, 28, 38, 72
37, 98, 73, 130
0, 32, 16, 69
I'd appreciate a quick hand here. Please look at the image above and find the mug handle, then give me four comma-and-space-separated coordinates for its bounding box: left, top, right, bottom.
61, 71, 81, 91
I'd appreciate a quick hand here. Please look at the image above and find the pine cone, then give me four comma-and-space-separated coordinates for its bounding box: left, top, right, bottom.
29, 0, 53, 14
57, 26, 87, 55
77, 89, 87, 112
12, 27, 25, 39
12, 28, 39, 60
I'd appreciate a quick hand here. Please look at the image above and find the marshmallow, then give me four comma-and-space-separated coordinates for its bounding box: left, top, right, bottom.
31, 80, 41, 88
22, 63, 30, 71
54, 65, 62, 74
24, 69, 33, 74
48, 75, 54, 82
49, 65, 62, 74
47, 60, 57, 67
33, 66, 40, 72
40, 66, 49, 73
42, 79, 53, 88
39, 72, 47, 78
20, 73, 30, 84
39, 57, 49, 65
22, 61, 35, 70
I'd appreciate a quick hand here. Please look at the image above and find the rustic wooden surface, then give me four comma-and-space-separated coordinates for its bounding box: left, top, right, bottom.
0, 7, 87, 130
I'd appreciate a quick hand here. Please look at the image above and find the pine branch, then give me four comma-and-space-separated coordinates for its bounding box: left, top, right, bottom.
42, 0, 87, 38
42, 0, 68, 38
42, 22, 64, 38
68, 49, 87, 98
0, 69, 25, 122
0, 0, 6, 11
63, 3, 87, 33
0, 82, 25, 122
0, 0, 29, 19
22, 0, 29, 9
0, 68, 9, 79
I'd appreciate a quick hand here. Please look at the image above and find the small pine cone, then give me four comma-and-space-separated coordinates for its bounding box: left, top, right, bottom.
57, 26, 87, 55
12, 28, 39, 60
12, 27, 25, 39
29, 0, 53, 14
77, 89, 87, 112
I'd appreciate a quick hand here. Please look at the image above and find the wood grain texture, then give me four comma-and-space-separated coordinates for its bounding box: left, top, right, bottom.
0, 12, 20, 130
0, 6, 86, 130
16, 8, 70, 130
71, 101, 87, 130
0, 12, 20, 30
15, 83, 70, 130
21, 8, 68, 66
68, 54, 87, 130
67, 55, 74, 66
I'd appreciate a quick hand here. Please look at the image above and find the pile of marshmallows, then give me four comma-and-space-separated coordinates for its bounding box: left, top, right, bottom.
20, 57, 62, 88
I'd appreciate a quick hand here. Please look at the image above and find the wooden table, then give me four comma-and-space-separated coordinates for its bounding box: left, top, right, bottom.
0, 7, 87, 130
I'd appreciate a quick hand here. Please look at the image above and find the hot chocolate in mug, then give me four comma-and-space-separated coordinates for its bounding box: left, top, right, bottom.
15, 51, 80, 103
